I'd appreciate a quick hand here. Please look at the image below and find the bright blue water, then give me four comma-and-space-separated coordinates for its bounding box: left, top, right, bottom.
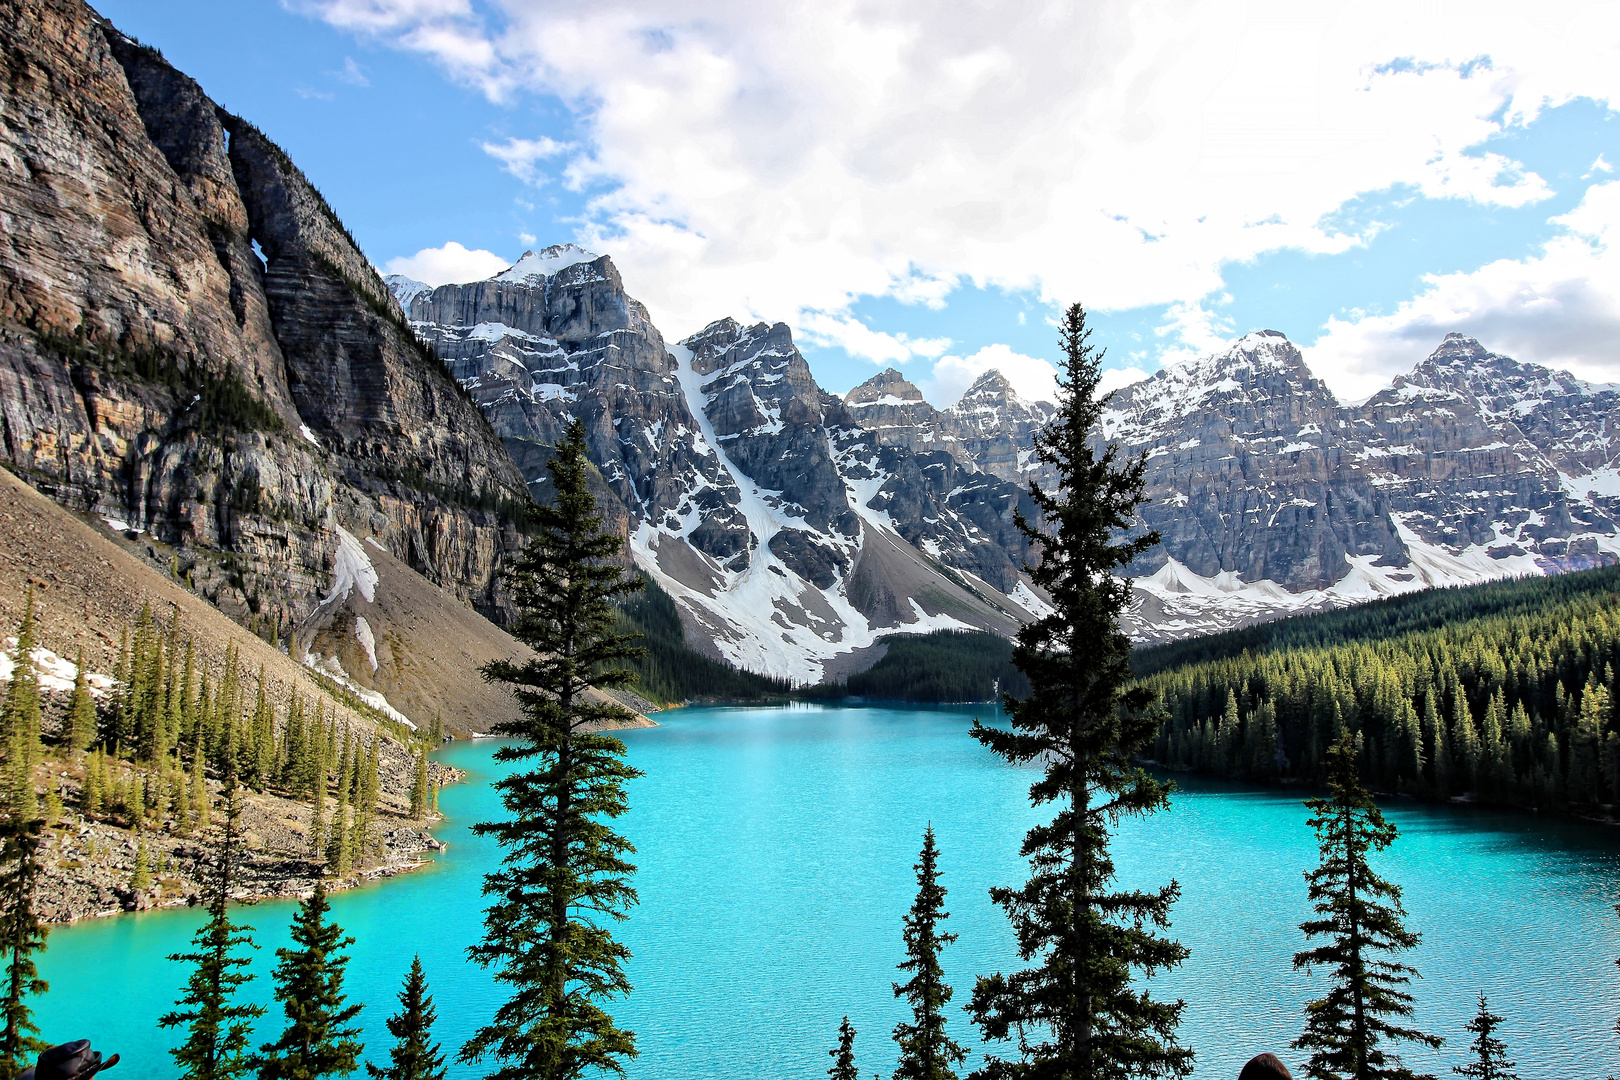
31, 704, 1620, 1078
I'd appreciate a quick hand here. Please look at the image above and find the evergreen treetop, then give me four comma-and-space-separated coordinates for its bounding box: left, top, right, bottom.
1293, 734, 1441, 1080
0, 817, 46, 1080
892, 827, 966, 1080
161, 784, 266, 1080
1451, 995, 1516, 1080
460, 420, 645, 1080
967, 303, 1191, 1080
259, 882, 364, 1080
365, 957, 446, 1080
830, 1016, 858, 1080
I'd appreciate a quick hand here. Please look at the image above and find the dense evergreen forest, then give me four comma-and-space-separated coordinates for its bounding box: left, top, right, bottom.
805, 631, 1029, 703
1137, 565, 1620, 812
1130, 566, 1620, 676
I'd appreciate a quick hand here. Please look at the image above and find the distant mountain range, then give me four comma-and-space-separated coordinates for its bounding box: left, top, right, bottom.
6, 0, 1620, 694
391, 250, 1620, 665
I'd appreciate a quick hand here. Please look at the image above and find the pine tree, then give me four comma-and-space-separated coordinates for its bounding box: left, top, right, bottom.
410, 745, 429, 821
459, 419, 646, 1080
161, 785, 266, 1080
966, 304, 1191, 1080
830, 1017, 858, 1080
1451, 995, 1516, 1080
892, 827, 966, 1080
0, 817, 47, 1080
131, 830, 153, 894
258, 882, 364, 1080
310, 772, 327, 863
66, 649, 96, 754
3, 589, 41, 820
1293, 733, 1441, 1080
82, 748, 104, 817
365, 957, 446, 1080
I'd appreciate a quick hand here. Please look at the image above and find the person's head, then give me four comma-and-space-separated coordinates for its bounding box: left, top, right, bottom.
1237, 1053, 1293, 1080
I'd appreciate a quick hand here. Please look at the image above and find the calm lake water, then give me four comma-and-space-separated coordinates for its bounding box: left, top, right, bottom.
32, 703, 1620, 1079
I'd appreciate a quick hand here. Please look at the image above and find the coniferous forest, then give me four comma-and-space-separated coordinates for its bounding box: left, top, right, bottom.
1138, 565, 1620, 812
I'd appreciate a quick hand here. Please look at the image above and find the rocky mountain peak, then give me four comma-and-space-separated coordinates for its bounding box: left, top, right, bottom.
496, 243, 603, 282
957, 368, 1019, 405
683, 318, 799, 378
845, 368, 926, 406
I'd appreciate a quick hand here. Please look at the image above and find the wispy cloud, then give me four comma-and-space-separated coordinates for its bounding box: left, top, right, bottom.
481, 135, 573, 186
334, 56, 369, 86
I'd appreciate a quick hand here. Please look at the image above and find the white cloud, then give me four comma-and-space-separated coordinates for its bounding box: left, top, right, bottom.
481, 135, 571, 186
1098, 366, 1153, 397
922, 344, 1059, 407
1306, 181, 1620, 402
304, 0, 1620, 352
796, 312, 950, 367
382, 240, 511, 285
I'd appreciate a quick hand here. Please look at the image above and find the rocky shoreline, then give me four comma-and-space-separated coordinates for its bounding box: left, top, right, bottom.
33, 753, 464, 925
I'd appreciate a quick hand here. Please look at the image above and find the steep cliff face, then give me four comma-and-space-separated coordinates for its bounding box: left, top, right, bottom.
0, 0, 529, 704
390, 248, 751, 565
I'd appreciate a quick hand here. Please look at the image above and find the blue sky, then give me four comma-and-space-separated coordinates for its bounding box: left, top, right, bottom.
96, 1, 1620, 405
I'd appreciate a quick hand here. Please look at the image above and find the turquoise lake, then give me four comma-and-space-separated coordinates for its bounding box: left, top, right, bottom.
30, 703, 1620, 1078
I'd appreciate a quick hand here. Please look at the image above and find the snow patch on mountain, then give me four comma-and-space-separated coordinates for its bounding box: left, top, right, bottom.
497, 244, 599, 281
319, 527, 377, 609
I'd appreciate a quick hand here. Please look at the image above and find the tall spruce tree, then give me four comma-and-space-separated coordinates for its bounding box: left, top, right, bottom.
966, 303, 1191, 1080
0, 817, 47, 1080
459, 419, 645, 1080
892, 827, 966, 1080
66, 650, 96, 755
830, 1017, 859, 1080
161, 785, 266, 1080
1293, 733, 1441, 1080
1451, 995, 1515, 1080
258, 883, 364, 1080
365, 957, 447, 1080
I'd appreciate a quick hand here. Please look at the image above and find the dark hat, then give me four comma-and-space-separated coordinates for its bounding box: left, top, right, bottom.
28, 1040, 119, 1080
1238, 1053, 1294, 1080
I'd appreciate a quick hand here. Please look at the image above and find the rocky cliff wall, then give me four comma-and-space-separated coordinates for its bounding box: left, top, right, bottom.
0, 0, 529, 645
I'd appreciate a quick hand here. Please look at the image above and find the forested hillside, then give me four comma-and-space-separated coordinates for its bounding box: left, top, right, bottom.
1138, 565, 1620, 813
806, 630, 1029, 703
1131, 567, 1620, 677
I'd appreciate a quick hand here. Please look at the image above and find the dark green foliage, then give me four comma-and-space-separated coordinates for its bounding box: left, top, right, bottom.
1131, 565, 1620, 677
66, 650, 97, 754
162, 786, 266, 1080
365, 957, 446, 1080
830, 1017, 858, 1080
3, 588, 42, 818
36, 325, 282, 435
0, 818, 46, 1080
613, 574, 790, 703
809, 631, 1028, 703
1138, 564, 1620, 811
968, 304, 1191, 1080
1452, 995, 1516, 1080
258, 883, 364, 1080
1293, 735, 1440, 1080
460, 420, 644, 1080
892, 827, 966, 1080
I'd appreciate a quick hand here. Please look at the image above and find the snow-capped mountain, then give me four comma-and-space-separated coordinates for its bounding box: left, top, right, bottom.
389, 251, 1046, 682
1106, 331, 1620, 641
392, 249, 1620, 665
